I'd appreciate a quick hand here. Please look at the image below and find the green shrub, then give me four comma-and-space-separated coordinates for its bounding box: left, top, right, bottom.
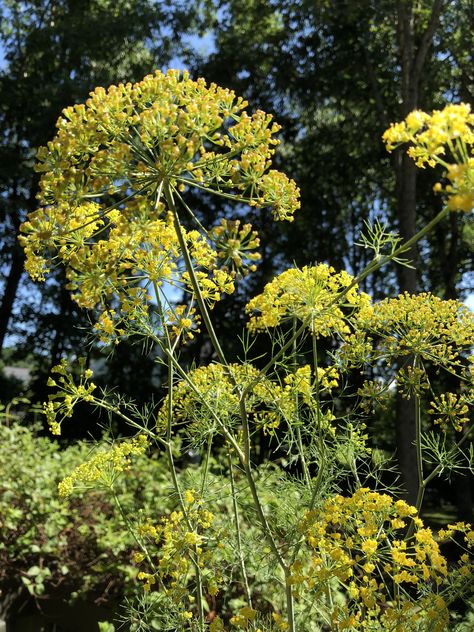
0, 417, 170, 614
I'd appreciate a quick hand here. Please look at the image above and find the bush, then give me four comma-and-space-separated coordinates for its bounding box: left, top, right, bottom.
0, 416, 170, 617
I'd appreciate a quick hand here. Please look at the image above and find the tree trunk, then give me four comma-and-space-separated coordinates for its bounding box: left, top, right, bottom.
394, 151, 418, 503
393, 0, 443, 504
0, 238, 25, 354
0, 183, 38, 356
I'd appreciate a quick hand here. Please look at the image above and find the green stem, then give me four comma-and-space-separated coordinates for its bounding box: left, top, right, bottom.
85, 396, 167, 447
311, 332, 323, 439
335, 205, 450, 302
291, 318, 310, 487
407, 424, 474, 540
162, 347, 244, 460
141, 284, 241, 458
173, 187, 209, 235
228, 452, 252, 606
238, 397, 296, 628
290, 337, 327, 567
308, 332, 326, 512
406, 358, 424, 540
111, 490, 158, 576
175, 176, 262, 206
296, 425, 310, 488
241, 319, 308, 399
154, 285, 205, 631
164, 182, 228, 367
200, 434, 213, 497
238, 383, 296, 629
285, 578, 296, 632
414, 365, 424, 506
241, 454, 296, 631
238, 396, 286, 571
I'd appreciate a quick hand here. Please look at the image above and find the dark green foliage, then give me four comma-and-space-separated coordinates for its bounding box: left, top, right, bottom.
0, 415, 171, 618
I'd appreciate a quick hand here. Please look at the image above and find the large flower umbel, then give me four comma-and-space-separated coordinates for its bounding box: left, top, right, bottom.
20, 69, 299, 311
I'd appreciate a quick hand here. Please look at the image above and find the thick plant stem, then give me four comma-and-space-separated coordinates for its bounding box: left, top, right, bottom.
311, 332, 323, 435
237, 395, 296, 631
309, 332, 326, 508
292, 318, 310, 487
406, 358, 423, 539
238, 396, 286, 571
296, 425, 311, 487
290, 335, 326, 567
132, 304, 243, 459
242, 457, 295, 631
285, 578, 296, 632
201, 435, 213, 497
414, 361, 424, 503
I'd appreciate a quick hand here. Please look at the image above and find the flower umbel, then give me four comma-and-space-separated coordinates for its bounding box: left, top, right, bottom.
20, 70, 299, 316
383, 103, 474, 212
58, 435, 149, 497
246, 264, 370, 336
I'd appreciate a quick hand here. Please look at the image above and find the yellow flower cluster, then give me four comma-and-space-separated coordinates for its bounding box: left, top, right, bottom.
209, 218, 261, 277
22, 199, 235, 327
357, 379, 391, 414
429, 391, 471, 432
438, 522, 474, 599
156, 363, 250, 436
44, 359, 96, 435
157, 361, 339, 438
136, 491, 224, 616
291, 488, 458, 631
20, 70, 300, 329
284, 364, 339, 399
58, 435, 148, 497
396, 364, 429, 399
167, 304, 201, 341
229, 606, 257, 628
383, 103, 474, 212
246, 264, 370, 336
439, 521, 474, 548
340, 292, 474, 371
210, 610, 288, 631
35, 70, 299, 216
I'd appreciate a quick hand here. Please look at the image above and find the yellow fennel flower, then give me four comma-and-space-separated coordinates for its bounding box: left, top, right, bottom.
20, 70, 300, 319
58, 435, 148, 497
246, 263, 370, 336
383, 103, 474, 212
